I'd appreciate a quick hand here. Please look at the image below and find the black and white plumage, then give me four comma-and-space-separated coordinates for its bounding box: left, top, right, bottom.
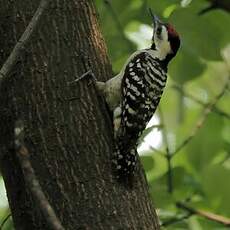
113, 51, 168, 176
96, 12, 180, 178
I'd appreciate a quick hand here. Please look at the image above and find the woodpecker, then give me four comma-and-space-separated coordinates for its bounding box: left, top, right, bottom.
77, 10, 180, 178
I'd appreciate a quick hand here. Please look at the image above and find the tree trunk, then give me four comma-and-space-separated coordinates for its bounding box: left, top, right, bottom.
0, 0, 160, 229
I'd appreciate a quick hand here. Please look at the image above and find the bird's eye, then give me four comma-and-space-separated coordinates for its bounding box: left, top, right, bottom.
156, 27, 162, 35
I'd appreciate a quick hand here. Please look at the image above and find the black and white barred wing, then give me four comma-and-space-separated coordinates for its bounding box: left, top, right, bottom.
114, 51, 167, 177
120, 53, 151, 137
113, 52, 152, 176
120, 52, 167, 139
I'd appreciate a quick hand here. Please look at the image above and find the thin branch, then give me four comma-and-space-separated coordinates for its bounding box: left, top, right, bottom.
0, 0, 50, 87
177, 84, 185, 123
199, 0, 230, 15
161, 213, 193, 227
165, 147, 173, 193
103, 0, 124, 37
142, 0, 148, 9
139, 124, 164, 142
145, 142, 165, 155
103, 0, 134, 51
159, 107, 173, 194
148, 124, 163, 129
220, 151, 230, 164
138, 124, 163, 151
172, 84, 230, 120
198, 4, 217, 15
15, 120, 65, 230
177, 202, 230, 227
0, 213, 11, 230
172, 78, 229, 156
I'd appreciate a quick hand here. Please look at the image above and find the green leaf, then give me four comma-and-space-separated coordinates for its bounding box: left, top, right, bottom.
148, 0, 180, 17
171, 167, 201, 200
170, 7, 230, 60
140, 155, 155, 172
186, 114, 224, 172
181, 0, 193, 8
202, 164, 230, 215
149, 177, 174, 208
169, 48, 206, 83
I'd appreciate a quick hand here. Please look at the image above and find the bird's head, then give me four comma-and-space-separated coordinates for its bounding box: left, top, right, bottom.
149, 9, 180, 62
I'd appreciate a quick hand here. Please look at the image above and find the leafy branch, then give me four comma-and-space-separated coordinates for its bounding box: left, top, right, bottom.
176, 202, 230, 227
161, 212, 192, 227
161, 201, 230, 227
155, 76, 229, 194
0, 213, 11, 230
147, 76, 229, 194
172, 84, 230, 120
172, 77, 229, 156
103, 0, 134, 51
200, 0, 230, 15
158, 107, 173, 194
156, 77, 230, 227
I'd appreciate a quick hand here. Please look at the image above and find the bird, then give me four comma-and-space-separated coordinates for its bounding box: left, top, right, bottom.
72, 9, 180, 179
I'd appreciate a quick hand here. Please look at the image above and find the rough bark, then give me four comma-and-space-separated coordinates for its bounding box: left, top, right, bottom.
0, 0, 160, 229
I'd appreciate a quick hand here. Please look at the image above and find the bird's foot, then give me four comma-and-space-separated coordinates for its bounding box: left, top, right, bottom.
68, 70, 97, 86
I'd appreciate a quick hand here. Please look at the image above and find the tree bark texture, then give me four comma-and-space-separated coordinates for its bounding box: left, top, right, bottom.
0, 0, 159, 229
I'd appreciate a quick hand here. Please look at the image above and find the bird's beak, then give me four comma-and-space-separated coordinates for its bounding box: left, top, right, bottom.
149, 8, 161, 31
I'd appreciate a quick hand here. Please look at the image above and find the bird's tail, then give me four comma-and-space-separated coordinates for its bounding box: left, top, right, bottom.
113, 142, 138, 178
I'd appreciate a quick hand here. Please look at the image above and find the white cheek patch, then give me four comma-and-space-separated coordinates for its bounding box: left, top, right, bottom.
155, 26, 172, 59
161, 26, 168, 41
160, 40, 171, 58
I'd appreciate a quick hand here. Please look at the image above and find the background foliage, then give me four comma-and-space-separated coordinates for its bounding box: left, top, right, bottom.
0, 0, 230, 229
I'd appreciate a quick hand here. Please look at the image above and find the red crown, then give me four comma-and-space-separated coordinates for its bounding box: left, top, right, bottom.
167, 24, 179, 37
